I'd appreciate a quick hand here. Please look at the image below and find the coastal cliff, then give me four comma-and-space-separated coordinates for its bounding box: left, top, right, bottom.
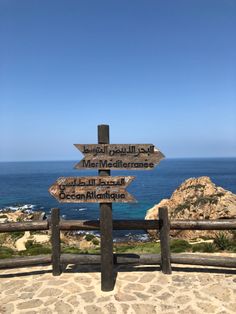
145, 176, 236, 239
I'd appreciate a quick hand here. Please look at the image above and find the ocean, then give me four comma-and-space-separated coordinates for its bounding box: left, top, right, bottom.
0, 158, 236, 240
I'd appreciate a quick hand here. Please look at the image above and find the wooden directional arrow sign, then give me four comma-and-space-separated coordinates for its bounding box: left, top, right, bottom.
74, 144, 164, 170
49, 176, 136, 203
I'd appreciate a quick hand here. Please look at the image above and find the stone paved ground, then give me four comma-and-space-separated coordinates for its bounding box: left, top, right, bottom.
0, 264, 236, 314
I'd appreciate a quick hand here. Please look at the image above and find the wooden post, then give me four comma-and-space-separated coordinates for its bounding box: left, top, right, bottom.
51, 208, 61, 276
98, 124, 114, 291
159, 207, 172, 274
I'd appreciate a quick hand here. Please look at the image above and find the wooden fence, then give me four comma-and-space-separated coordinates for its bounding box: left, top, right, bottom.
0, 207, 236, 277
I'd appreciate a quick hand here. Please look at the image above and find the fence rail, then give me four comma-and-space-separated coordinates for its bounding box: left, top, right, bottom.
0, 221, 49, 232
1, 218, 236, 232
0, 208, 235, 280
1, 253, 236, 270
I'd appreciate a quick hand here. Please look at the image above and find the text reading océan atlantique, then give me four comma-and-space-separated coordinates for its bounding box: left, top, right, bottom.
59, 191, 126, 201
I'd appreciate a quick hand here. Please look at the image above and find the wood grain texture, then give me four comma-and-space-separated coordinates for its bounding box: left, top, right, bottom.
170, 219, 236, 230
0, 253, 235, 270
60, 253, 161, 265
48, 176, 136, 203
0, 255, 51, 269
59, 218, 236, 231
74, 144, 165, 170
171, 253, 236, 268
59, 219, 160, 230
1, 219, 235, 233
159, 207, 172, 274
0, 221, 48, 232
51, 208, 61, 276
60, 253, 236, 268
98, 124, 114, 292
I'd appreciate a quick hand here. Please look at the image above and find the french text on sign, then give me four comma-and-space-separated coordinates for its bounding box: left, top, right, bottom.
48, 176, 136, 203
74, 144, 164, 170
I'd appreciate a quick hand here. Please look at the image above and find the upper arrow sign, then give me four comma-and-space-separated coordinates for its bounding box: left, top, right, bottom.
74, 144, 165, 170
49, 176, 136, 203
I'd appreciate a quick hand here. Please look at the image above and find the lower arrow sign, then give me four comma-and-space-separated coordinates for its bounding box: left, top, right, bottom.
49, 176, 136, 203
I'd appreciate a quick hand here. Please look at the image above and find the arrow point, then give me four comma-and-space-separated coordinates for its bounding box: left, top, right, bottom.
73, 162, 80, 169
125, 192, 137, 203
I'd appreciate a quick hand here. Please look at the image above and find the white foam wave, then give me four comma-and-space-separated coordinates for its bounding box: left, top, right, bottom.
70, 230, 100, 238
79, 208, 87, 211
71, 207, 87, 212
113, 233, 150, 243
1, 204, 36, 212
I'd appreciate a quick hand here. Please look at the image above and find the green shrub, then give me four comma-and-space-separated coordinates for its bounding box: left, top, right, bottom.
21, 241, 51, 256
213, 232, 231, 251
175, 203, 190, 213
114, 242, 161, 254
85, 234, 95, 241
92, 238, 99, 246
61, 245, 101, 255
170, 239, 191, 253
10, 231, 25, 240
83, 248, 100, 254
25, 240, 50, 250
0, 246, 15, 259
20, 247, 51, 256
114, 244, 136, 253
0, 214, 8, 219
62, 247, 82, 254
20, 244, 51, 256
192, 242, 216, 253
25, 240, 36, 249
0, 233, 7, 245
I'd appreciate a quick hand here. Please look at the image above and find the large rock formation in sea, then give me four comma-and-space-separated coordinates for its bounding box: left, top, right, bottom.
145, 176, 236, 239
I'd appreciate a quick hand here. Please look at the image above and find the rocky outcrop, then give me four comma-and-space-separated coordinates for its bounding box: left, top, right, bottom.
61, 232, 100, 250
0, 209, 46, 223
145, 176, 236, 239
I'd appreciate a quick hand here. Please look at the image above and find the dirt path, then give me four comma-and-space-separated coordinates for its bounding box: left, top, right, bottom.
14, 231, 31, 251
15, 232, 50, 251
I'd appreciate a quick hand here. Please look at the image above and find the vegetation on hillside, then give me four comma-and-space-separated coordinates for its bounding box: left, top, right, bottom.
0, 231, 235, 259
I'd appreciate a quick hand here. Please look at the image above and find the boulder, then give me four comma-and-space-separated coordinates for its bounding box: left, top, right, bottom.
145, 176, 236, 239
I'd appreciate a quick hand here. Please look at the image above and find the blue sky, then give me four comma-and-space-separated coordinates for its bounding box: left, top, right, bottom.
0, 0, 235, 161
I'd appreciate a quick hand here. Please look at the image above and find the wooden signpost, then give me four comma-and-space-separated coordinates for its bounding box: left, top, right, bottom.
49, 176, 136, 203
49, 124, 165, 291
74, 144, 164, 170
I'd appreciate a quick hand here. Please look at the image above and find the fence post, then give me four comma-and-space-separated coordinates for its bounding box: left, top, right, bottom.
159, 206, 172, 274
51, 208, 61, 276
98, 124, 114, 291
